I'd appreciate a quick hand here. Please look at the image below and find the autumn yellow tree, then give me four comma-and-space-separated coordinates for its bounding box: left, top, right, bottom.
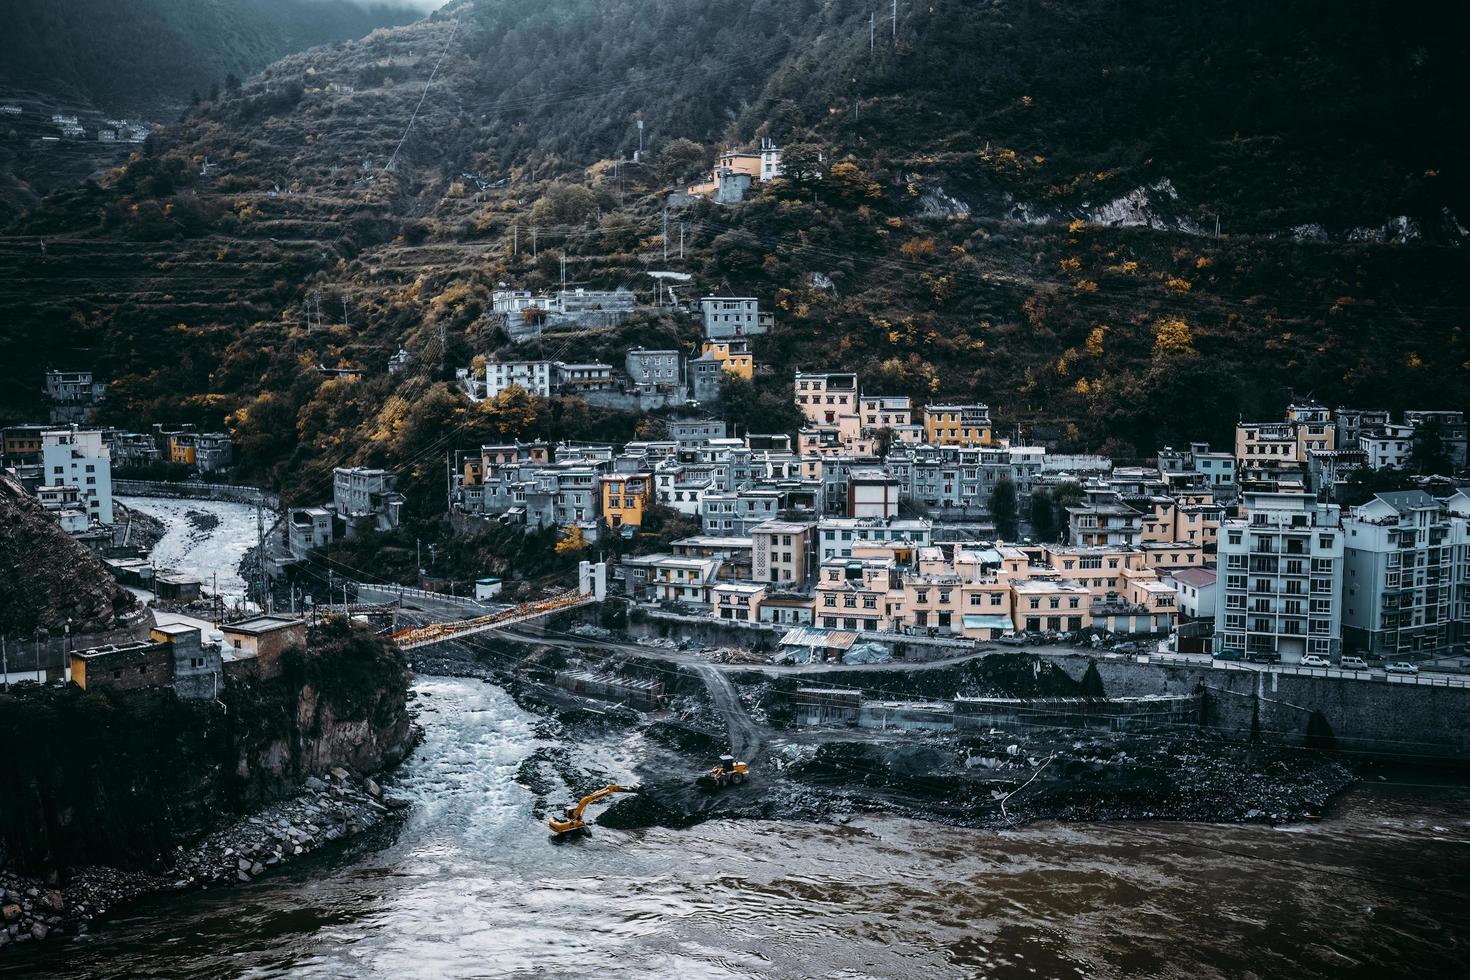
555, 526, 589, 555
481, 384, 543, 438
1153, 318, 1196, 356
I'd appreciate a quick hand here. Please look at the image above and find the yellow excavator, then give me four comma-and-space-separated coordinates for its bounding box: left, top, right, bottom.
548, 784, 638, 836
697, 754, 749, 789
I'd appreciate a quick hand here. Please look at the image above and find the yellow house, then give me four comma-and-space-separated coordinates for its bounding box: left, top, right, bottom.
701, 340, 753, 379
922, 403, 993, 447
600, 474, 650, 529
166, 434, 197, 466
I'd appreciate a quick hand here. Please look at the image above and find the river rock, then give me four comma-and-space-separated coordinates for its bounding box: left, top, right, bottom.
304, 775, 327, 792
41, 890, 63, 912
365, 778, 382, 798
30, 922, 48, 941
330, 766, 350, 782
1, 904, 20, 922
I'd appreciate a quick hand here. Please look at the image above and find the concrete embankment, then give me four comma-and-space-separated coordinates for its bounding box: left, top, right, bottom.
1049, 655, 1470, 760
113, 480, 279, 510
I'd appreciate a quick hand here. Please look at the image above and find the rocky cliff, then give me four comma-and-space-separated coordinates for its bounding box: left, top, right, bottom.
0, 474, 138, 637
0, 620, 415, 875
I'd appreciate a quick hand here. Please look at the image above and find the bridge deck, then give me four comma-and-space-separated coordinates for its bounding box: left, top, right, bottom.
394, 591, 595, 650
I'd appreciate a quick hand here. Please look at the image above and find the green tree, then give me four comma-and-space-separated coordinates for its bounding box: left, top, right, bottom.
718, 375, 804, 436
990, 477, 1018, 540
1409, 420, 1452, 475
1029, 489, 1056, 540
779, 142, 824, 186
656, 137, 707, 185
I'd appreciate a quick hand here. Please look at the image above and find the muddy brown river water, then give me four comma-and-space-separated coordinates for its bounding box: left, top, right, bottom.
5, 677, 1467, 979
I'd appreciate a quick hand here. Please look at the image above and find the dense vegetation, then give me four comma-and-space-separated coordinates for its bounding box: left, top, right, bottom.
0, 0, 1465, 519
1, 0, 425, 116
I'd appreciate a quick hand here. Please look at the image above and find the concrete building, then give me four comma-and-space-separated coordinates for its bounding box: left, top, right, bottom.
1359, 423, 1414, 471
333, 467, 402, 532
689, 355, 725, 403
220, 616, 306, 679
1166, 566, 1217, 620
751, 520, 815, 587
848, 468, 900, 520
1215, 492, 1344, 663
45, 369, 106, 403
624, 348, 684, 387
71, 624, 221, 699
669, 418, 727, 446
1342, 491, 1455, 657
41, 426, 112, 526
795, 373, 862, 443
288, 506, 334, 559
701, 297, 765, 339
922, 404, 993, 447
700, 339, 753, 380
485, 360, 555, 399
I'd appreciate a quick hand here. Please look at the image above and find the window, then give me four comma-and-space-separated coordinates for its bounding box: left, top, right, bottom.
1029, 598, 1040, 609
823, 595, 836, 607
1049, 597, 1060, 609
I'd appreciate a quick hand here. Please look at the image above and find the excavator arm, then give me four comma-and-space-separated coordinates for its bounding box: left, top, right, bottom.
548, 783, 638, 835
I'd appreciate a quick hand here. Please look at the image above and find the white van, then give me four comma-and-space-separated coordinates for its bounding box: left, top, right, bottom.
1339, 656, 1369, 671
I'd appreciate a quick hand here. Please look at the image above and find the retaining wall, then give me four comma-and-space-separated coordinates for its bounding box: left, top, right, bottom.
115, 480, 279, 511
1051, 654, 1470, 760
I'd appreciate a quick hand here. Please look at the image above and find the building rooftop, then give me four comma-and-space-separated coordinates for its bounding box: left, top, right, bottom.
223, 615, 305, 635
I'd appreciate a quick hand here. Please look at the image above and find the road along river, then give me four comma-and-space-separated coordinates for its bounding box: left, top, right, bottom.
5, 676, 1467, 979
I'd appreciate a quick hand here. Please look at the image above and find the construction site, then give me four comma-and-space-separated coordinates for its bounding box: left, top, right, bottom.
399, 606, 1372, 837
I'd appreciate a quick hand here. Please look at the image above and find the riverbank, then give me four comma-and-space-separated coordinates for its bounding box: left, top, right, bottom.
8, 676, 1464, 980
412, 635, 1359, 839
0, 769, 406, 951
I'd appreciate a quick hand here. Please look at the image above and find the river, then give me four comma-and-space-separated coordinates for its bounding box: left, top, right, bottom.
5, 676, 1467, 979
116, 496, 263, 604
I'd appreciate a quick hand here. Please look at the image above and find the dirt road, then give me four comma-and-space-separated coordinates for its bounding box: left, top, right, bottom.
689, 662, 762, 761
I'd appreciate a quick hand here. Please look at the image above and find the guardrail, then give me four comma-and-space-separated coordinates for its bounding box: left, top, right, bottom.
1141, 653, 1470, 689
115, 479, 280, 510
357, 582, 488, 610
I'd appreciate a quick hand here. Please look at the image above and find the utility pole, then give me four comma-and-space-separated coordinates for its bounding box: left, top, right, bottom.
532, 225, 538, 258
342, 296, 349, 330
560, 253, 567, 295
679, 223, 685, 259
513, 221, 518, 256
255, 499, 268, 613
870, 12, 875, 52
662, 209, 668, 261
892, 0, 897, 41
2, 636, 8, 692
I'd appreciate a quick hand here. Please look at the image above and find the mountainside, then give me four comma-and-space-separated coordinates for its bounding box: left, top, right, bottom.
1, 0, 428, 118
1, 0, 1466, 512
0, 474, 138, 637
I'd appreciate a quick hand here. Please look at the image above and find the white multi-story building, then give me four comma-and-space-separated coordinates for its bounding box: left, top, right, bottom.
1215, 492, 1343, 662
1342, 491, 1456, 657
41, 426, 112, 526
1359, 423, 1414, 471
485, 360, 555, 398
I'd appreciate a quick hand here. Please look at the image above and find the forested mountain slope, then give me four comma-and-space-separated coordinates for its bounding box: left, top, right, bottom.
1, 0, 426, 117
1, 0, 1465, 513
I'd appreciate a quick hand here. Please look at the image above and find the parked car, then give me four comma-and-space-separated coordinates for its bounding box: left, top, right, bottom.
1339, 656, 1370, 670
1385, 661, 1420, 675
1246, 650, 1281, 664
1301, 654, 1331, 668
1212, 648, 1243, 662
